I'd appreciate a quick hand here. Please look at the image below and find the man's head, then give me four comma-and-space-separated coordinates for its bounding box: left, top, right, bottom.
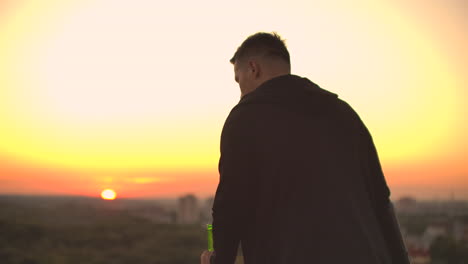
230, 32, 291, 98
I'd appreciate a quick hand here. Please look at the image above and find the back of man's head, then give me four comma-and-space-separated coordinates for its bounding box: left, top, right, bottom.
230, 32, 291, 71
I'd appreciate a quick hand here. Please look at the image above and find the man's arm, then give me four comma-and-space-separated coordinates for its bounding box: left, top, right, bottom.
376, 202, 411, 264
212, 109, 257, 264
362, 126, 411, 264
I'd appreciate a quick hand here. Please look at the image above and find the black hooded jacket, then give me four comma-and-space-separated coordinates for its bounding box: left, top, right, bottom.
212, 74, 409, 264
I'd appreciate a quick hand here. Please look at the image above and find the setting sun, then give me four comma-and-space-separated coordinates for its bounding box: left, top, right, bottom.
101, 189, 117, 200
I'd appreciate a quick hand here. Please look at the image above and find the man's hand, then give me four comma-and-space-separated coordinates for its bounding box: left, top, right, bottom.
200, 250, 214, 264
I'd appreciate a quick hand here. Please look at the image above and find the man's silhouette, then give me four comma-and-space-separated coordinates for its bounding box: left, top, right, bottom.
202, 32, 410, 264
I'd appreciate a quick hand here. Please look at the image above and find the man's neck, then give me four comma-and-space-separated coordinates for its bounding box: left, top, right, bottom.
256, 72, 290, 89
240, 72, 291, 99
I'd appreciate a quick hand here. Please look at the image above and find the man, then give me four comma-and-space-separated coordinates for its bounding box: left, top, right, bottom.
201, 32, 410, 264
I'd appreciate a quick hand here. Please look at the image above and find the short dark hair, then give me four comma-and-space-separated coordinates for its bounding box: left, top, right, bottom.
230, 32, 290, 65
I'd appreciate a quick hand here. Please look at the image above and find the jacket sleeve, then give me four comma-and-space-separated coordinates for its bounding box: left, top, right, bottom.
211, 109, 257, 264
361, 126, 411, 264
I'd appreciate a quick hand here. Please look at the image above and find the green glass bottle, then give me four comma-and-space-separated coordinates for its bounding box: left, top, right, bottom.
207, 224, 214, 252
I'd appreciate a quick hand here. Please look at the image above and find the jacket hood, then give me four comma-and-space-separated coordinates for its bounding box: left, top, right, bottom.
237, 74, 338, 113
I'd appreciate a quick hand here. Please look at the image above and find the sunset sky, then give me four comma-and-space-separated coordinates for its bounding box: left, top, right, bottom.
0, 0, 466, 200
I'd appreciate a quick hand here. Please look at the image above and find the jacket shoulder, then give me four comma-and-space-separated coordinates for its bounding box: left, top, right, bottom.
224, 103, 261, 129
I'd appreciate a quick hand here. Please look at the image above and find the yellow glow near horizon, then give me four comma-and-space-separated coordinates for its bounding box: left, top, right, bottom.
0, 0, 464, 173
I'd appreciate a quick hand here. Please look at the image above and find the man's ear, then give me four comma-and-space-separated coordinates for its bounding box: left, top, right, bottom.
249, 60, 261, 78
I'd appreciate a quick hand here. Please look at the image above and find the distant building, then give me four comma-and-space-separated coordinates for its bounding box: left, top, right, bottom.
395, 196, 418, 214
398, 196, 417, 206
177, 194, 200, 224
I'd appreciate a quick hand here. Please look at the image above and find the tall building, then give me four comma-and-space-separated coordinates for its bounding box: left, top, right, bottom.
177, 194, 199, 224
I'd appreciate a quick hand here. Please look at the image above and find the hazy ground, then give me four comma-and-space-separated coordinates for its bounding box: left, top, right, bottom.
0, 195, 207, 264
1, 195, 467, 264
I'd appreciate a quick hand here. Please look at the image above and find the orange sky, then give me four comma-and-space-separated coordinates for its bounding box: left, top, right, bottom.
0, 0, 466, 200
